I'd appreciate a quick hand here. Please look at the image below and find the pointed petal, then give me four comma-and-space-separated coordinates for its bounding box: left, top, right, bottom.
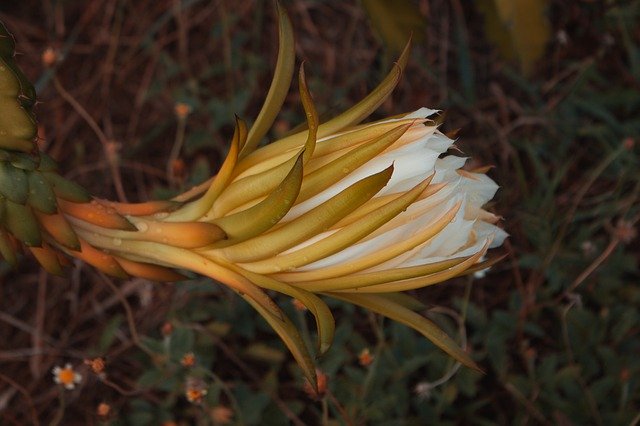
213, 150, 299, 217
212, 152, 303, 243
30, 243, 64, 275
274, 191, 460, 282
299, 256, 467, 292
219, 165, 394, 264
295, 121, 412, 204
58, 199, 137, 231
328, 292, 480, 370
376, 292, 426, 311
335, 240, 490, 293
168, 118, 242, 221
95, 199, 181, 216
70, 239, 129, 278
0, 227, 17, 266
0, 161, 28, 203
26, 171, 57, 214
240, 2, 295, 158
42, 171, 91, 203
125, 220, 226, 249
237, 40, 412, 170
245, 170, 433, 274
4, 200, 41, 246
232, 265, 335, 356
241, 291, 318, 390
35, 211, 81, 250
116, 257, 185, 281
298, 64, 318, 164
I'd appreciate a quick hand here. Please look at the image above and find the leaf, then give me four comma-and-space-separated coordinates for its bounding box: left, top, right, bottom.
362, 0, 426, 54
98, 314, 124, 352
477, 0, 551, 76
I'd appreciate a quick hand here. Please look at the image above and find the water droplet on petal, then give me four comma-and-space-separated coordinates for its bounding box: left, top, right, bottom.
154, 212, 169, 219
136, 221, 149, 232
112, 238, 122, 246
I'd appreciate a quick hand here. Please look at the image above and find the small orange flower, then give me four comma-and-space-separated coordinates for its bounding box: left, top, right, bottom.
181, 352, 196, 367
291, 298, 307, 311
161, 322, 174, 336
41, 47, 57, 67
185, 377, 208, 404
186, 387, 208, 404
210, 405, 234, 424
174, 102, 192, 119
303, 369, 327, 400
358, 348, 374, 366
52, 363, 82, 390
84, 357, 106, 375
97, 402, 111, 417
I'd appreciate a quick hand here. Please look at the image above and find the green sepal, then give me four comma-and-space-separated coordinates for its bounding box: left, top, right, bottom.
0, 227, 17, 266
4, 199, 41, 246
27, 171, 57, 214
0, 161, 29, 203
37, 153, 59, 172
10, 152, 39, 171
42, 171, 91, 203
213, 152, 303, 244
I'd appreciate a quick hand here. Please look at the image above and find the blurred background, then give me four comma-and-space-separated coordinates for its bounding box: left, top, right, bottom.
0, 0, 638, 424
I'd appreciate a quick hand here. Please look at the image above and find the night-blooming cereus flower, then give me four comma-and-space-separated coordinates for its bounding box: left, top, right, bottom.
0, 7, 506, 390
52, 363, 82, 390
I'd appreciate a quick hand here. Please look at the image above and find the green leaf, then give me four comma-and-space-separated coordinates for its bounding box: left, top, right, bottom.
168, 327, 195, 359
98, 314, 124, 352
477, 0, 551, 75
362, 0, 426, 53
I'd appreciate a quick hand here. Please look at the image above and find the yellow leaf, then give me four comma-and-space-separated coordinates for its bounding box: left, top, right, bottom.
362, 0, 426, 53
478, 0, 551, 75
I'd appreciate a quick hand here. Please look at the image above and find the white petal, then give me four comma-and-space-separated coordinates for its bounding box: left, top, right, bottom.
402, 107, 440, 120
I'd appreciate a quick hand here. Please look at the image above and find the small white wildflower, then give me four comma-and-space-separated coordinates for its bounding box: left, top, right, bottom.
52, 363, 82, 390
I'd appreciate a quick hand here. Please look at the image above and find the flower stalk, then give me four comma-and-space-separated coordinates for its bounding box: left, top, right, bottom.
0, 8, 506, 389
